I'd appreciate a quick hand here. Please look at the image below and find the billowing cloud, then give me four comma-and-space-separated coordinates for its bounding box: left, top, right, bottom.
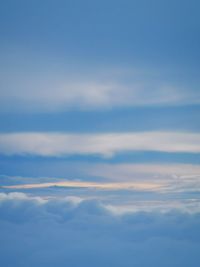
0, 192, 200, 267
0, 132, 200, 157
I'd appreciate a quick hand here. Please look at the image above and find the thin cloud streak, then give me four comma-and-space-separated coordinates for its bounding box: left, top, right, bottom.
1, 180, 162, 191
2, 163, 199, 196
87, 163, 200, 180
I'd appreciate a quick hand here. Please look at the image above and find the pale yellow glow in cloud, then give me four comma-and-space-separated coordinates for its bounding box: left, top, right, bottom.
1, 181, 162, 191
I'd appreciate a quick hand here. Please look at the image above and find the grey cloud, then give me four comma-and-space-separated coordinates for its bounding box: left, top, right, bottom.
0, 193, 200, 267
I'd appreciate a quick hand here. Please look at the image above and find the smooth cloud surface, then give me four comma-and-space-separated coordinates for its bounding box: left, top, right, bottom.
1, 61, 200, 112
0, 132, 200, 156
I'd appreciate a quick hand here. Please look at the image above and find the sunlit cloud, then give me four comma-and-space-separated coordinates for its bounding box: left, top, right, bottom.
2, 163, 200, 197
1, 180, 162, 191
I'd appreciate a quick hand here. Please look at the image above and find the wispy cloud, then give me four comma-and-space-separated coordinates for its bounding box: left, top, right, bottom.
0, 132, 199, 157
87, 163, 200, 181
1, 61, 200, 112
1, 163, 200, 195
86, 163, 200, 194
1, 180, 162, 191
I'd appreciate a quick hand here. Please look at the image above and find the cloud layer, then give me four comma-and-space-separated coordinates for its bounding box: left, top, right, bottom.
0, 132, 200, 157
0, 192, 200, 267
1, 61, 200, 113
2, 163, 200, 194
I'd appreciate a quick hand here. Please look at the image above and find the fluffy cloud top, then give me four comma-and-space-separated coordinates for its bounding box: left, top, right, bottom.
0, 192, 200, 267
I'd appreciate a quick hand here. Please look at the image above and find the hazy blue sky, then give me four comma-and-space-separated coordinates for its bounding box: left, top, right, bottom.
0, 1, 200, 266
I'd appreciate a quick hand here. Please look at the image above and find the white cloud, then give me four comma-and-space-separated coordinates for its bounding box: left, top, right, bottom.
0, 132, 200, 156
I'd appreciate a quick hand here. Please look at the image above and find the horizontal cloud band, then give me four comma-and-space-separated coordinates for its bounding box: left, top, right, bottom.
0, 132, 200, 156
1, 64, 200, 113
1, 180, 162, 191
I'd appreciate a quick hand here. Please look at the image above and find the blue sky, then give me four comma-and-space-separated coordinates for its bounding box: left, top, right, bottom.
0, 1, 200, 266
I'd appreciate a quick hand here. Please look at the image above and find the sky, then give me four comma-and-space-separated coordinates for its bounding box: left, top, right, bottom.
0, 0, 200, 266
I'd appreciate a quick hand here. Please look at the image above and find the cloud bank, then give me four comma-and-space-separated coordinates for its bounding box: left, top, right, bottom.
0, 192, 200, 267
0, 132, 200, 157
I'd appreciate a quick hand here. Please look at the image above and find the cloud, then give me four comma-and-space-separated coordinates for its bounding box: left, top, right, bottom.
1, 163, 200, 201
0, 192, 200, 267
0, 132, 200, 157
2, 163, 200, 193
86, 163, 200, 194
1, 60, 200, 113
87, 163, 200, 181
1, 180, 162, 191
